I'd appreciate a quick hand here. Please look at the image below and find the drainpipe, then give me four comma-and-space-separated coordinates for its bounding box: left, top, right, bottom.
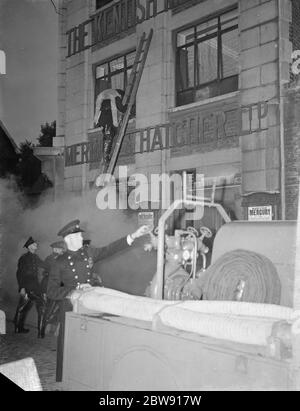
278, 0, 286, 220
0, 50, 6, 75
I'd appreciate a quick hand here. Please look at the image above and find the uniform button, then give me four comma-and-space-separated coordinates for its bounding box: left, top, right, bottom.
87, 279, 90, 283
72, 269, 76, 272
86, 265, 89, 268
75, 276, 78, 280
87, 272, 91, 276
70, 262, 74, 266
68, 256, 71, 259
84, 258, 88, 261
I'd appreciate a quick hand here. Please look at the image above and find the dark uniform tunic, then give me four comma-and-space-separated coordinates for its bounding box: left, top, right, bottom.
16, 252, 45, 294
14, 252, 46, 334
47, 236, 129, 381
39, 253, 61, 337
41, 254, 59, 293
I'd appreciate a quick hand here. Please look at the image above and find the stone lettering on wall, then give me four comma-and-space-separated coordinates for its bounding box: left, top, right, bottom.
65, 140, 102, 167
67, 0, 173, 57
65, 101, 269, 167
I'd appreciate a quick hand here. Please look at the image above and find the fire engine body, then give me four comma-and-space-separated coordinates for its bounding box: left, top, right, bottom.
62, 199, 300, 391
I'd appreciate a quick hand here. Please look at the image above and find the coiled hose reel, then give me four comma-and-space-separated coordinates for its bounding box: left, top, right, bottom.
202, 249, 281, 304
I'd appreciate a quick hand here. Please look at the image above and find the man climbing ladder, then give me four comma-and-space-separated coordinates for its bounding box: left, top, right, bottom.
94, 88, 127, 167
95, 29, 154, 187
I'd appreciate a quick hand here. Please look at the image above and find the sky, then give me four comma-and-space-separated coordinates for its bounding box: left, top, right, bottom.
0, 0, 58, 145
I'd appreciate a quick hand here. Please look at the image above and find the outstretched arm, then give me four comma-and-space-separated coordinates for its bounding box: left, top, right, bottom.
93, 225, 151, 262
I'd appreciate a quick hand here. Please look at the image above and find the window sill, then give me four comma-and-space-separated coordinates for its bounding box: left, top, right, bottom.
169, 91, 240, 114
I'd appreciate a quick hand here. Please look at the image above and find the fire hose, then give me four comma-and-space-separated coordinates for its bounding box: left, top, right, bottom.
171, 300, 293, 320
202, 249, 281, 304
70, 287, 300, 348
155, 307, 286, 346
70, 286, 177, 322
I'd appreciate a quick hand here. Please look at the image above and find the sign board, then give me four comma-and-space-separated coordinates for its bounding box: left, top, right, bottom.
248, 206, 273, 221
65, 100, 269, 166
138, 212, 154, 229
67, 0, 173, 57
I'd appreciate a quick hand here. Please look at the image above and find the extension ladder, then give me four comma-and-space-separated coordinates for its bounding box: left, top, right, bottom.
96, 29, 153, 187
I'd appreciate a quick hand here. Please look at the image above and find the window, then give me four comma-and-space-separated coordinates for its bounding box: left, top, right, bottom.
96, 0, 113, 10
94, 50, 136, 115
176, 7, 239, 106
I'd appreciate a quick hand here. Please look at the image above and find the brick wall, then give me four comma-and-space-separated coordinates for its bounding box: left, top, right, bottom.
240, 0, 294, 221
285, 0, 300, 219
240, 0, 281, 198
284, 85, 300, 220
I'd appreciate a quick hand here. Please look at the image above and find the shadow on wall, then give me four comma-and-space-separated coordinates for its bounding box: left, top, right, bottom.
0, 180, 156, 322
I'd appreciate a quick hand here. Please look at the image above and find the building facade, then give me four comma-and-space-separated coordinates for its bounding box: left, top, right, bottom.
46, 0, 300, 231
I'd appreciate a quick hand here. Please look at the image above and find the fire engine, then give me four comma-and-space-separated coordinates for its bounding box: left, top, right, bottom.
62, 186, 299, 391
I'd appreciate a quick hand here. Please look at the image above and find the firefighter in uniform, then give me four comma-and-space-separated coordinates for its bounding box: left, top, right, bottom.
47, 219, 150, 382
14, 237, 46, 336
82, 239, 104, 287
39, 241, 66, 338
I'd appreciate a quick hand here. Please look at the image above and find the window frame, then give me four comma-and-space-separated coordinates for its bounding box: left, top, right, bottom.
92, 48, 136, 128
93, 49, 136, 114
174, 5, 239, 107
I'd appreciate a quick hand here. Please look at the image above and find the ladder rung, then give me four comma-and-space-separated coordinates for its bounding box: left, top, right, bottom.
97, 29, 154, 183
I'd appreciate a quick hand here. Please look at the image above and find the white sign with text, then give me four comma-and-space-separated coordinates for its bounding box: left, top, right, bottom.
248, 206, 273, 221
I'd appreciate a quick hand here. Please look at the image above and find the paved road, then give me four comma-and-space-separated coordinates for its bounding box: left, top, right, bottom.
0, 320, 66, 391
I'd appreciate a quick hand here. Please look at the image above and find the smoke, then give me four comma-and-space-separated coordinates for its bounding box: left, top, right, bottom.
0, 179, 156, 310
